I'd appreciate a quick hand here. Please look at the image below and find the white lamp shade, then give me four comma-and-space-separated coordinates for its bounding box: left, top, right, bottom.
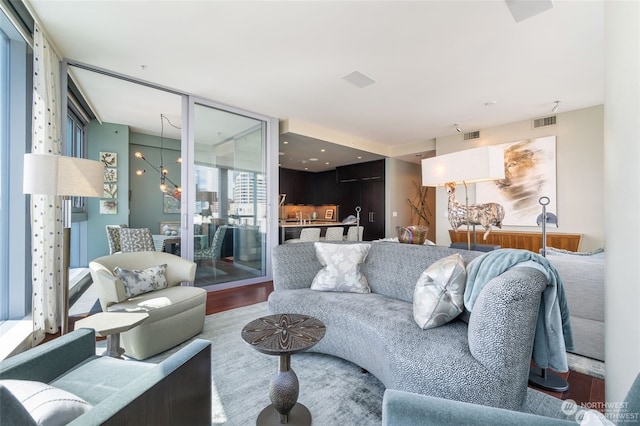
23, 153, 105, 197
421, 145, 505, 187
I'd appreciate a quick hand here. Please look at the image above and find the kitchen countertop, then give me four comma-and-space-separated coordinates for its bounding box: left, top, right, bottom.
279, 222, 353, 228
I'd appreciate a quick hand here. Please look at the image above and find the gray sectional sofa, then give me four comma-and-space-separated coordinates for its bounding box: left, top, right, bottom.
545, 249, 604, 361
269, 241, 550, 411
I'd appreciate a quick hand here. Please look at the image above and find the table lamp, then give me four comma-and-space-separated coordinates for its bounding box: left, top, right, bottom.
421, 145, 505, 250
23, 153, 104, 334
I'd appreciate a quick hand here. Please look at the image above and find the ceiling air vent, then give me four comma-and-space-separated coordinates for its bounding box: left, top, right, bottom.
463, 130, 480, 140
533, 115, 557, 128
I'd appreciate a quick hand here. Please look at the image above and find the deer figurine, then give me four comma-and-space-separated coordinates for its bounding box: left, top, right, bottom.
445, 182, 505, 240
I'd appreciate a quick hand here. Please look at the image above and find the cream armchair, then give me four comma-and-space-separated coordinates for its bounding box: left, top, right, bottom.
89, 251, 206, 360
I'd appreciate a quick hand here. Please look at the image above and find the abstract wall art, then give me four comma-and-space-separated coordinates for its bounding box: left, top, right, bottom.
476, 136, 557, 227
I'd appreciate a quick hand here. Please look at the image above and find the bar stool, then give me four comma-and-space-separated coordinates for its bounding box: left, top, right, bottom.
322, 227, 344, 241
345, 226, 364, 241
285, 227, 321, 243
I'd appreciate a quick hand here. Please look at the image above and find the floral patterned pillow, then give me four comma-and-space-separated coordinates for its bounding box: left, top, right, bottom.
413, 253, 466, 329
113, 264, 168, 298
311, 243, 371, 293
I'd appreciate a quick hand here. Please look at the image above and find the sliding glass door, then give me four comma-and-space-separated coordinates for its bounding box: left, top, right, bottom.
184, 99, 274, 289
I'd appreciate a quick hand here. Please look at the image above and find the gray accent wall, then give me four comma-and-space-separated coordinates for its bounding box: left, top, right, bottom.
87, 121, 129, 261
128, 132, 181, 232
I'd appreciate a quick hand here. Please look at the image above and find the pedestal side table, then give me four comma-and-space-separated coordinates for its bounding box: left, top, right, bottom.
241, 314, 325, 425
74, 312, 149, 358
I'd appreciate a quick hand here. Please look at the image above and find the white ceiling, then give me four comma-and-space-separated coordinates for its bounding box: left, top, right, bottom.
26, 0, 604, 172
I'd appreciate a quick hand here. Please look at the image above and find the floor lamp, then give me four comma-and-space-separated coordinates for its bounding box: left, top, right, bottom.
420, 146, 505, 250
23, 154, 104, 334
528, 196, 569, 392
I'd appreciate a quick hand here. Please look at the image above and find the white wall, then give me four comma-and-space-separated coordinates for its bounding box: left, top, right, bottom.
604, 0, 640, 405
385, 158, 426, 238
432, 105, 604, 251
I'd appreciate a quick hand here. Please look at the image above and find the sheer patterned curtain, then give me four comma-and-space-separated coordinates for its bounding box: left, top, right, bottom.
30, 23, 63, 345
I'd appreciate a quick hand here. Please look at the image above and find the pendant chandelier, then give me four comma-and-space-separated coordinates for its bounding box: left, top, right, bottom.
134, 114, 182, 198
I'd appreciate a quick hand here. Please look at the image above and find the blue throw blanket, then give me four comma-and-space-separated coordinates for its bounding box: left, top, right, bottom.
465, 249, 574, 372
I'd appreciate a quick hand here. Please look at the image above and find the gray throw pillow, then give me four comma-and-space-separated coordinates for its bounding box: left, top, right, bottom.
0, 380, 92, 426
311, 242, 371, 293
114, 263, 168, 298
413, 253, 466, 329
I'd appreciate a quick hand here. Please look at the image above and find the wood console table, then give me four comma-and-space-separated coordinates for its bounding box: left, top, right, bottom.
448, 230, 582, 253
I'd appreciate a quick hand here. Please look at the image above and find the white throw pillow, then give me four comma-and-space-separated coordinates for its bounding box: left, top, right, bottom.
311, 243, 371, 293
0, 380, 92, 426
413, 253, 466, 329
114, 263, 168, 298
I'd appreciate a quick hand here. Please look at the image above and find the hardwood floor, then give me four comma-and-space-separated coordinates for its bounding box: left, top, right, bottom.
63, 280, 604, 413
205, 280, 273, 315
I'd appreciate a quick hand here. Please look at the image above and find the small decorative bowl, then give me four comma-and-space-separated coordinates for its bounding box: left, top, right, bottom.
396, 226, 429, 245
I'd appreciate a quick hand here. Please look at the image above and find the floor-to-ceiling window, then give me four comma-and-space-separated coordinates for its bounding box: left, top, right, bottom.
66, 105, 89, 268
0, 6, 31, 321
0, 21, 8, 321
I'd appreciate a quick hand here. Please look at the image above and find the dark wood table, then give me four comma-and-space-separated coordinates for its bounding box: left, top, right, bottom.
241, 314, 326, 425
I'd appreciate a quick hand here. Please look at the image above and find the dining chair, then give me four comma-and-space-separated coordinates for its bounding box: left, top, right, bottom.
105, 224, 127, 254
118, 228, 155, 252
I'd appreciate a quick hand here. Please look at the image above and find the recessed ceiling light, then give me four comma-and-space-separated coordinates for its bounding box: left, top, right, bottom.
279, 152, 284, 156
304, 167, 308, 170
357, 156, 362, 159
309, 158, 318, 161
283, 141, 288, 144
325, 162, 330, 165
321, 149, 326, 152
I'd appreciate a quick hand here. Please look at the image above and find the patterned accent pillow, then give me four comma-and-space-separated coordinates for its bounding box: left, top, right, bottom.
0, 379, 92, 425
413, 253, 466, 329
311, 242, 371, 293
114, 264, 168, 298
119, 228, 155, 252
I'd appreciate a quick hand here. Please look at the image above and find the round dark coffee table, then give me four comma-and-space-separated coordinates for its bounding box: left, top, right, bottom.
241, 313, 326, 425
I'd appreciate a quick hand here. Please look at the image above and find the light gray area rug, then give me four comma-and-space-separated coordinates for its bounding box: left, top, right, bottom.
567, 352, 605, 379
146, 302, 385, 425
94, 302, 594, 424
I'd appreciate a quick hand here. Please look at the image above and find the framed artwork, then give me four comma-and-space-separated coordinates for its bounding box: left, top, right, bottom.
325, 209, 334, 220
104, 168, 118, 183
99, 200, 118, 214
99, 152, 118, 167
160, 221, 180, 235
103, 183, 118, 199
163, 194, 180, 214
476, 136, 557, 227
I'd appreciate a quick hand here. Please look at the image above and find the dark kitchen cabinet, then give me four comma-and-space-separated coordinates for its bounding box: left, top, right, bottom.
336, 160, 385, 183
336, 160, 385, 240
360, 180, 385, 240
279, 168, 313, 205
279, 160, 385, 240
